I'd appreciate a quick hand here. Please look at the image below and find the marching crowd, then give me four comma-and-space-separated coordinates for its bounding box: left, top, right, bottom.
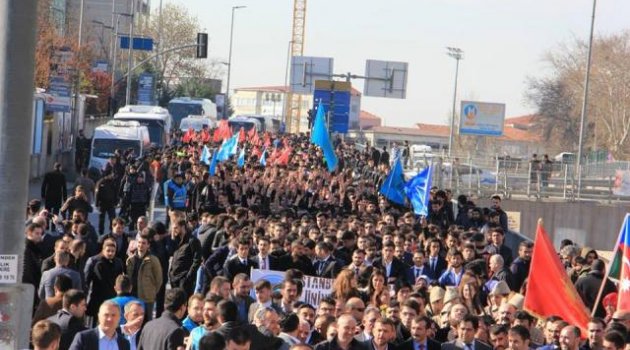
25, 130, 629, 350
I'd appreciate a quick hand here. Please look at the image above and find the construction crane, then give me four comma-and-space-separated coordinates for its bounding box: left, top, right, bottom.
284, 0, 307, 133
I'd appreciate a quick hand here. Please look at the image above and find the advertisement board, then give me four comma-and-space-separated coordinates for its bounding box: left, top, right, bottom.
459, 101, 505, 136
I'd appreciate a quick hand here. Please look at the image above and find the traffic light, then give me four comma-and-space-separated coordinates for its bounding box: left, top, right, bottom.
196, 33, 208, 58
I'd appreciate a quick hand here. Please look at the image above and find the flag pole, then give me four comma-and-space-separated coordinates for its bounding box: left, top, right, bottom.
590, 213, 626, 317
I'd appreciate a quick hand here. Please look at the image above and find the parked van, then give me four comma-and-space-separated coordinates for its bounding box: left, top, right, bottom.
114, 105, 172, 147
228, 116, 262, 133
179, 115, 216, 132
244, 115, 282, 133
89, 120, 150, 173
168, 97, 218, 128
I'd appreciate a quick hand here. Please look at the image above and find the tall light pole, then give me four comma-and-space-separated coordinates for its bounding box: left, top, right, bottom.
282, 40, 293, 125
447, 47, 463, 158
225, 5, 246, 118
125, 0, 136, 105
576, 0, 597, 199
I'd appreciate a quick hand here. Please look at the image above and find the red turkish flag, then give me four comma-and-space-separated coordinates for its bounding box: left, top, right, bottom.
524, 220, 590, 334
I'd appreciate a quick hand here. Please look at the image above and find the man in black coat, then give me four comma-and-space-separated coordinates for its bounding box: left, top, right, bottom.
313, 241, 343, 279
95, 174, 119, 235
24, 223, 45, 309
169, 219, 202, 296
215, 300, 282, 350
398, 316, 442, 350
575, 259, 617, 318
223, 237, 258, 281
41, 162, 67, 215
47, 289, 87, 350
372, 241, 407, 284
137, 288, 188, 350
69, 300, 129, 350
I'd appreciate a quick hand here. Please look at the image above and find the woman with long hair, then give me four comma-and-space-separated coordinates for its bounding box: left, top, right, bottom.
458, 280, 484, 315
330, 268, 363, 302
367, 269, 389, 308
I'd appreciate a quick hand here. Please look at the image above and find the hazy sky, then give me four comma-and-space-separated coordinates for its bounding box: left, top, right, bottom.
171, 0, 630, 127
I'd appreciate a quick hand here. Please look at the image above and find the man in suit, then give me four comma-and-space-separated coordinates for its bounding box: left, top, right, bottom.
278, 313, 302, 347
438, 249, 465, 288
253, 236, 279, 270
425, 238, 447, 283
314, 314, 367, 350
399, 316, 442, 350
406, 251, 428, 286
137, 288, 188, 350
372, 242, 406, 284
313, 241, 343, 278
39, 251, 82, 300
363, 317, 397, 350
48, 289, 87, 350
69, 300, 130, 350
230, 273, 255, 323
441, 315, 492, 350
223, 237, 259, 281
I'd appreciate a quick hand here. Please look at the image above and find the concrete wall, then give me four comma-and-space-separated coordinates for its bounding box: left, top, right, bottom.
478, 198, 629, 250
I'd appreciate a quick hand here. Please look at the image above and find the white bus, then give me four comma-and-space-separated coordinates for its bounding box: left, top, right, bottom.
168, 97, 218, 128
114, 105, 172, 147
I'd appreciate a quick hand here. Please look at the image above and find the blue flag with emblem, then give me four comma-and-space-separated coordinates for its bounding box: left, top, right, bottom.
200, 145, 211, 165
404, 164, 433, 216
208, 149, 218, 176
260, 148, 267, 167
237, 147, 245, 168
379, 157, 406, 205
216, 133, 238, 162
310, 100, 338, 172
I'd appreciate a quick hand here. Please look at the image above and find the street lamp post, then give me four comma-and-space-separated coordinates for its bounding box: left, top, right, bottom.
125, 0, 136, 105
225, 5, 246, 119
576, 0, 597, 199
446, 47, 463, 158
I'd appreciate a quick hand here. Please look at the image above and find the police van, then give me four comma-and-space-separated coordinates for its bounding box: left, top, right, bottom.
89, 120, 151, 173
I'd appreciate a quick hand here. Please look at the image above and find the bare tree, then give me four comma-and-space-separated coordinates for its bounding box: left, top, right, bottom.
526, 31, 630, 159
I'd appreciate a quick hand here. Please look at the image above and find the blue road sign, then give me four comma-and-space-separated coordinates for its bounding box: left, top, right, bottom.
120, 37, 154, 51
313, 88, 351, 133
137, 73, 155, 106
47, 76, 72, 112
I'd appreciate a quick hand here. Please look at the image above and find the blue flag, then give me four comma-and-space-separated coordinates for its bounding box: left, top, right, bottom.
260, 148, 267, 167
237, 147, 245, 168
216, 133, 238, 162
200, 145, 211, 165
310, 100, 338, 172
379, 157, 406, 205
404, 164, 433, 216
208, 150, 218, 176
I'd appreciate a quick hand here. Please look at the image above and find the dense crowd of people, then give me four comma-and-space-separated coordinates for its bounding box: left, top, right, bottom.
24, 129, 628, 350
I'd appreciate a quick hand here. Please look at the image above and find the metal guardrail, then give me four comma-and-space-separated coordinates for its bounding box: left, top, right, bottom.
403, 153, 630, 203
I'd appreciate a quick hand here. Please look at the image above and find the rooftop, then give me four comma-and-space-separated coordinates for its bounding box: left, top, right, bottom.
359, 110, 382, 121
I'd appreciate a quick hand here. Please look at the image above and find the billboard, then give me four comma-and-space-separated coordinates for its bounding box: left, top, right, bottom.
459, 101, 505, 136
313, 80, 351, 134
137, 73, 155, 106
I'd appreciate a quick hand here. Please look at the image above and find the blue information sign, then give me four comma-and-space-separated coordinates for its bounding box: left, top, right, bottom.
120, 37, 154, 51
313, 88, 351, 134
137, 73, 155, 106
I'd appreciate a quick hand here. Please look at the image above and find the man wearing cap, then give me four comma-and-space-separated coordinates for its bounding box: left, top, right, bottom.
575, 259, 617, 318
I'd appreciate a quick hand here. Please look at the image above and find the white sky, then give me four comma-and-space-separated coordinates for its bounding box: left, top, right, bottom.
169, 0, 630, 127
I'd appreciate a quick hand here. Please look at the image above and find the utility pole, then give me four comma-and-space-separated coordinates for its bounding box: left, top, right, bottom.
447, 47, 463, 158
576, 0, 597, 199
71, 0, 85, 175
0, 0, 39, 348
125, 0, 136, 105
225, 5, 246, 118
